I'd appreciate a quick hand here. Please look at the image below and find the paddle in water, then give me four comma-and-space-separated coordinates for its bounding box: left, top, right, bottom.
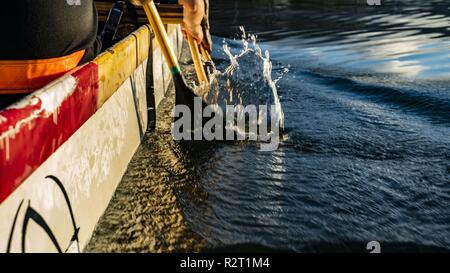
131, 0, 206, 112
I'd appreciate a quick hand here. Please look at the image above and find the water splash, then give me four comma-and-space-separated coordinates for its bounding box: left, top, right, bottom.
204, 27, 285, 133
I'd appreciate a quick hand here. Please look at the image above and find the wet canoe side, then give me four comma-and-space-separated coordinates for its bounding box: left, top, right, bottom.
0, 24, 183, 253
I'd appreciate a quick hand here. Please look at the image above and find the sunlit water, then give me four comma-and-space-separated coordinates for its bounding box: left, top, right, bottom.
175, 0, 450, 252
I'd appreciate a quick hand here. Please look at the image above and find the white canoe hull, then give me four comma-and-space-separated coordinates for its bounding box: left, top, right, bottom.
0, 25, 183, 253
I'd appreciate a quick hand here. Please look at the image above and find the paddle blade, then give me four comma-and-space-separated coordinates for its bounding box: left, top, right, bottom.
173, 72, 215, 140
173, 72, 198, 110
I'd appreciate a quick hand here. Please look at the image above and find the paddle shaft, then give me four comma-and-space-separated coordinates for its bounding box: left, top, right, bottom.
187, 34, 208, 84
143, 1, 180, 74
200, 44, 212, 62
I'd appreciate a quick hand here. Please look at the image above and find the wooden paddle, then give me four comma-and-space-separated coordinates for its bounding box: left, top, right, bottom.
141, 0, 202, 110
187, 34, 208, 84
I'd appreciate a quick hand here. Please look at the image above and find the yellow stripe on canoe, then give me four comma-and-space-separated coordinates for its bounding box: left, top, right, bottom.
93, 25, 151, 108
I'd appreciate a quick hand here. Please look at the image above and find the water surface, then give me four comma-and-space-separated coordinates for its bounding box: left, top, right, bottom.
175, 0, 450, 252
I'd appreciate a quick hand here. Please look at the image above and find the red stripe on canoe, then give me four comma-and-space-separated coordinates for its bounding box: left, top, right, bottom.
0, 63, 99, 204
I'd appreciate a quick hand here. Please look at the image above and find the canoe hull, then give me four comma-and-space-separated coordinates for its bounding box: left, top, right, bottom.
0, 25, 183, 253
0, 62, 147, 253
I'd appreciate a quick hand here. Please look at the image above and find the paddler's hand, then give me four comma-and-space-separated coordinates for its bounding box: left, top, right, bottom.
128, 0, 203, 42
179, 0, 205, 44
200, 0, 212, 54
129, 0, 212, 53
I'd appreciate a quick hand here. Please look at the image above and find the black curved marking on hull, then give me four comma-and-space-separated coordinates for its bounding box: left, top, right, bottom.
6, 176, 80, 253
6, 200, 24, 253
21, 203, 63, 253
45, 175, 80, 251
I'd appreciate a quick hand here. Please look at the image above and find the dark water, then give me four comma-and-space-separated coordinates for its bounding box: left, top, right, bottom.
177, 0, 450, 252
